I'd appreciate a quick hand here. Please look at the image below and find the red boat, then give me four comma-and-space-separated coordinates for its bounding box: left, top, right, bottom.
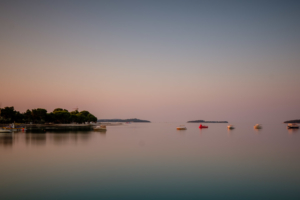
199, 124, 208, 129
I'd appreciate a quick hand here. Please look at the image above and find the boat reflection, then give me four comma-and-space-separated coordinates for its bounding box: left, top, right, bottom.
227, 129, 234, 137
94, 130, 106, 138
0, 133, 14, 147
254, 128, 262, 134
288, 128, 299, 135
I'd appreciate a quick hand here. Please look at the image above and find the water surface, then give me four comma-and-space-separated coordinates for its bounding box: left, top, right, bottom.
1, 123, 299, 199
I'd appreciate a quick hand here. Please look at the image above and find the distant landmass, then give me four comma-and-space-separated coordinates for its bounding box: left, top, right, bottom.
187, 120, 205, 123
188, 120, 228, 123
97, 118, 150, 123
284, 119, 300, 123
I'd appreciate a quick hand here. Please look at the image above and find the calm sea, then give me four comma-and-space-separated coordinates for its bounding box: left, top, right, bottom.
0, 122, 300, 200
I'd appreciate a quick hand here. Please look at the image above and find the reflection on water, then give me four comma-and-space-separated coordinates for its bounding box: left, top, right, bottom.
288, 128, 299, 134
254, 128, 263, 134
1, 123, 300, 200
97, 131, 106, 138
0, 133, 13, 147
26, 134, 47, 145
49, 131, 92, 145
0, 130, 95, 147
227, 129, 234, 137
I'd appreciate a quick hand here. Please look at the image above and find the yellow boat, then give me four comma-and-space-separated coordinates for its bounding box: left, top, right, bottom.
176, 125, 187, 130
287, 123, 299, 129
254, 124, 262, 129
227, 125, 235, 129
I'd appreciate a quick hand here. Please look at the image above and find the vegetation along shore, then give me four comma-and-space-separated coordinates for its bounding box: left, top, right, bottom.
0, 107, 97, 124
187, 120, 228, 123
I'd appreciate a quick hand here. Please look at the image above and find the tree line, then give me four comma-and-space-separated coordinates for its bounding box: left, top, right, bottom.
0, 107, 97, 124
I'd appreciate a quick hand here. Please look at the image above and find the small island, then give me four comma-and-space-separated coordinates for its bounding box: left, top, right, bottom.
0, 106, 98, 132
284, 119, 300, 123
187, 120, 205, 123
97, 118, 150, 123
188, 120, 228, 123
0, 106, 97, 124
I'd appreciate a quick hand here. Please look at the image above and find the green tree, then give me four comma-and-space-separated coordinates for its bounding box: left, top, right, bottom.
31, 108, 47, 123
87, 114, 97, 123
23, 109, 32, 123
14, 111, 24, 123
53, 108, 68, 113
70, 110, 79, 123
70, 110, 79, 115
80, 110, 90, 117
53, 108, 63, 113
0, 107, 97, 124
53, 110, 70, 123
0, 107, 16, 123
46, 113, 55, 123
78, 111, 97, 123
75, 113, 86, 124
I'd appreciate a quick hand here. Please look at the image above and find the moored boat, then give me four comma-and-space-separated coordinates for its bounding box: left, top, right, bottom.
1, 123, 26, 132
254, 124, 262, 129
176, 125, 187, 130
0, 128, 12, 133
287, 123, 299, 129
94, 125, 107, 131
199, 124, 208, 129
227, 125, 235, 129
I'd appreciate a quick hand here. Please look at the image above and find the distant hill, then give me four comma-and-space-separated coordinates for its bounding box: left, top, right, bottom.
202, 121, 228, 123
284, 119, 300, 123
187, 120, 205, 123
97, 118, 150, 123
188, 120, 228, 123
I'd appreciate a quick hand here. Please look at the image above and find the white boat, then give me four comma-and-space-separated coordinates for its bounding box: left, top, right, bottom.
287, 123, 299, 129
94, 125, 107, 131
227, 125, 235, 129
254, 124, 262, 129
0, 129, 12, 133
176, 125, 187, 130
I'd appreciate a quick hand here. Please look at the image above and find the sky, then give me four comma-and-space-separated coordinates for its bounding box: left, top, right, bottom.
0, 0, 300, 123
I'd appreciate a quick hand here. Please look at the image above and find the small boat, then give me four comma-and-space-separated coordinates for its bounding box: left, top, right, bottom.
2, 123, 26, 132
227, 125, 235, 129
287, 123, 299, 129
94, 125, 107, 131
176, 125, 187, 130
0, 128, 12, 133
199, 124, 208, 129
254, 124, 262, 129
